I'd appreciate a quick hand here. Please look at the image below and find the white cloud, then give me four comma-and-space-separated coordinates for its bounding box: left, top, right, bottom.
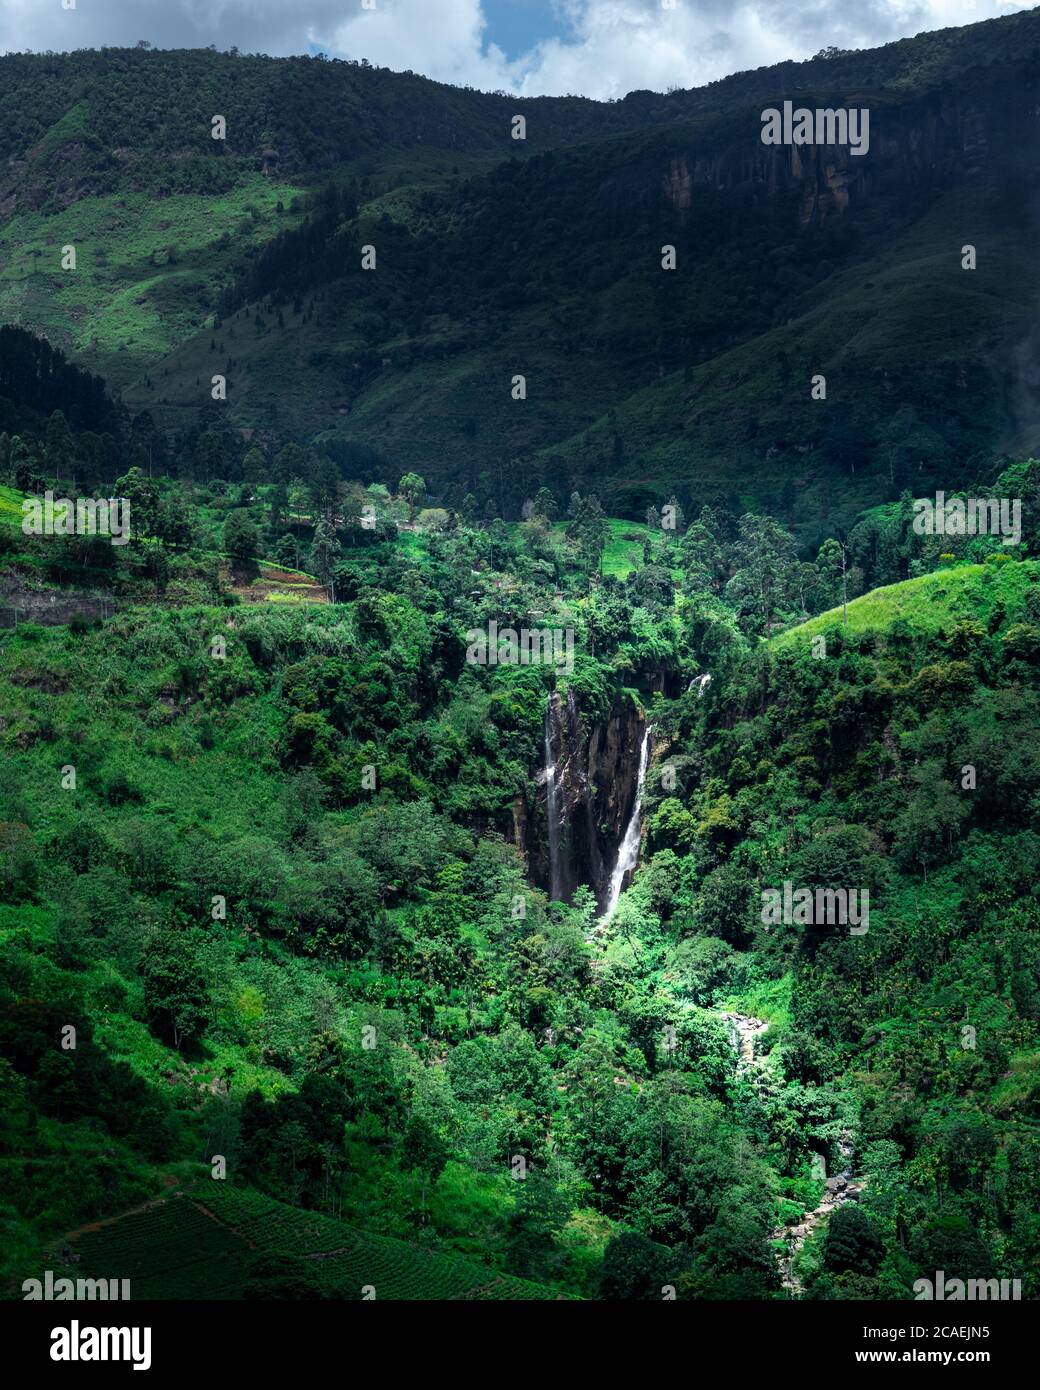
0, 0, 1024, 98
321, 0, 512, 89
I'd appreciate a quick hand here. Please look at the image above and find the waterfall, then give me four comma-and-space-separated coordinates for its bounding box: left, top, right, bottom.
602, 725, 652, 921
544, 697, 563, 901
720, 1011, 769, 1068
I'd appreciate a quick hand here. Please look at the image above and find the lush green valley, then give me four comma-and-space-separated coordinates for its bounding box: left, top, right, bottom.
2, 423, 1039, 1297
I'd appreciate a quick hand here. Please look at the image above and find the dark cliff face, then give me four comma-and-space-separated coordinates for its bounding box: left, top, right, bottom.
529, 688, 647, 913
598, 60, 1040, 229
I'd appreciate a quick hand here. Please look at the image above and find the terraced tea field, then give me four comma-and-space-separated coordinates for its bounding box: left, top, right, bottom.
67, 1195, 253, 1300
62, 1187, 563, 1300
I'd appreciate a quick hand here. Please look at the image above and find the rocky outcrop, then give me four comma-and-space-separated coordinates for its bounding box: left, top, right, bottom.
720, 1011, 771, 1067
0, 576, 117, 627
719, 1015, 865, 1295
772, 1130, 864, 1295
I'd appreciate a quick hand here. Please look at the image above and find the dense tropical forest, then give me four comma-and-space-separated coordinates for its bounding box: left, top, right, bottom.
2, 377, 1039, 1297
1, 7, 1040, 1308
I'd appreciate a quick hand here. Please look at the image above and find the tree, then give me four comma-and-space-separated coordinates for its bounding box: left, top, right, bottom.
680, 519, 726, 593
269, 481, 289, 532
193, 430, 232, 482
130, 409, 164, 476
447, 1026, 554, 1118
487, 516, 508, 569
156, 496, 193, 550
223, 509, 260, 570
310, 518, 341, 592
0, 822, 38, 903
532, 487, 557, 522
891, 760, 970, 878
398, 472, 426, 523
600, 1234, 675, 1295
273, 442, 307, 484
113, 466, 160, 537
141, 933, 210, 1050
506, 1173, 571, 1282
726, 513, 799, 636
573, 493, 608, 575
9, 436, 40, 491
520, 512, 551, 556
308, 456, 340, 521
272, 532, 299, 568
822, 1205, 884, 1275
45, 410, 75, 484
815, 537, 843, 612
341, 492, 362, 538
815, 535, 851, 623
692, 860, 758, 947
402, 1112, 449, 1224
242, 446, 267, 486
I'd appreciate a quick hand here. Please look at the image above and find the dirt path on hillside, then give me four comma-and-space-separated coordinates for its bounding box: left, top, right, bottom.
63, 1175, 180, 1243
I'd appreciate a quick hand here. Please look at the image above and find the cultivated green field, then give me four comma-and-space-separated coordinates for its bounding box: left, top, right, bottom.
63, 1186, 564, 1300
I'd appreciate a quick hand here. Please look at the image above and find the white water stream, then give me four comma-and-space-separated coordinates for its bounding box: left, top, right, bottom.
720, 1011, 863, 1294
544, 700, 564, 902
602, 725, 652, 921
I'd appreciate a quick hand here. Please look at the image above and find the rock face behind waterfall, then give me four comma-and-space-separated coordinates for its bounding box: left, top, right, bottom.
533, 689, 648, 913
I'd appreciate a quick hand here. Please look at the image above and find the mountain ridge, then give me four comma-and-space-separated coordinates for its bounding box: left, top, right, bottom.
3, 12, 1040, 526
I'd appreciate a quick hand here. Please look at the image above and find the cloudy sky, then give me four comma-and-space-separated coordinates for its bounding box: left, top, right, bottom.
0, 0, 1032, 99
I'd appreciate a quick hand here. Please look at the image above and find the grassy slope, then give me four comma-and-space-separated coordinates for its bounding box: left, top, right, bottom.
503, 517, 657, 580
772, 556, 1036, 647
0, 485, 24, 530
0, 180, 307, 388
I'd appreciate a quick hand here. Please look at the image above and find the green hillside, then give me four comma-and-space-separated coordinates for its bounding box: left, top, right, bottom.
125, 52, 1040, 524
3, 15, 1040, 519
773, 555, 1037, 647
3, 456, 1040, 1298
0, 178, 308, 386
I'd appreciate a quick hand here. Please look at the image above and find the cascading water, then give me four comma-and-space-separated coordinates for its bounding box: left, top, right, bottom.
602, 725, 652, 921
544, 697, 564, 901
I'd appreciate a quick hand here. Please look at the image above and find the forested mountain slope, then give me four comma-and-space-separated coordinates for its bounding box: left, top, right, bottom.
2, 13, 1040, 522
